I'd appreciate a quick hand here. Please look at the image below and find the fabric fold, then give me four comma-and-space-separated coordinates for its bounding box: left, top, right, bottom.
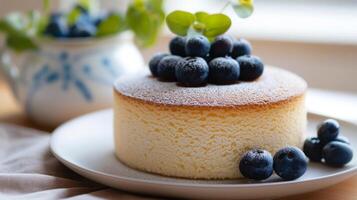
0, 124, 160, 200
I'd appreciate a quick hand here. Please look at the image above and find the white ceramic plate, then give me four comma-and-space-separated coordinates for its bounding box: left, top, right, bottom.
51, 109, 357, 199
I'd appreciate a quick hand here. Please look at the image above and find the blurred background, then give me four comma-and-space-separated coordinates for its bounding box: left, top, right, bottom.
0, 0, 357, 126
1, 0, 356, 92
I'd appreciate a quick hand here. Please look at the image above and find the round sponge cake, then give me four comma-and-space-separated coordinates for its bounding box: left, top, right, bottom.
113, 66, 307, 179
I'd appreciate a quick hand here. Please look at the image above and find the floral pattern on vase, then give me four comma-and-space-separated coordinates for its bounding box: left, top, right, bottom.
1, 33, 144, 127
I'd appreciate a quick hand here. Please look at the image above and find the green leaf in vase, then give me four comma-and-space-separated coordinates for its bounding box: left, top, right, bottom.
5, 34, 37, 52
96, 13, 125, 37
232, 0, 254, 18
67, 6, 82, 25
43, 0, 51, 14
126, 0, 165, 47
0, 12, 38, 52
166, 10, 195, 36
26, 11, 43, 35
146, 0, 164, 13
200, 13, 231, 37
78, 0, 91, 10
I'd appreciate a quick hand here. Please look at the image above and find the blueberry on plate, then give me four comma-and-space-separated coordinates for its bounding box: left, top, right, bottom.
323, 141, 353, 167
303, 137, 323, 162
239, 149, 273, 180
231, 38, 252, 59
169, 36, 186, 57
44, 17, 68, 38
236, 55, 264, 81
317, 119, 340, 145
208, 57, 240, 85
273, 146, 308, 180
149, 53, 170, 77
157, 55, 182, 81
185, 35, 210, 57
175, 57, 209, 87
209, 35, 233, 58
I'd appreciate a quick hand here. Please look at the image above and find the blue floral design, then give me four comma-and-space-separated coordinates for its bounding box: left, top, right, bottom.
26, 51, 119, 114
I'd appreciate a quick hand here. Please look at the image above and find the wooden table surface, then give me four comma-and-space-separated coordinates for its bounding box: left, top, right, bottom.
0, 81, 356, 200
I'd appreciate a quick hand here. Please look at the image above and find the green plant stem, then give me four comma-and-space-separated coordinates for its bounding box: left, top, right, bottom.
220, 1, 230, 13
43, 0, 50, 15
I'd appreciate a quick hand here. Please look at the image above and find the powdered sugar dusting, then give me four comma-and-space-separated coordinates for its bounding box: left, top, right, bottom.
114, 66, 307, 107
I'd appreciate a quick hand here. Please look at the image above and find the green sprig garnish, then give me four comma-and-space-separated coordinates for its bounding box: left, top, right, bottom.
0, 12, 41, 52
166, 11, 195, 36
166, 11, 231, 39
166, 0, 254, 38
0, 0, 165, 52
96, 13, 125, 37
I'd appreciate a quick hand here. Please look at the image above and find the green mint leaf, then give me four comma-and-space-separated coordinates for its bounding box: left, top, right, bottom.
192, 22, 205, 33
166, 10, 195, 36
37, 15, 49, 36
232, 0, 254, 18
194, 11, 209, 23
193, 12, 208, 32
96, 13, 125, 37
201, 13, 231, 37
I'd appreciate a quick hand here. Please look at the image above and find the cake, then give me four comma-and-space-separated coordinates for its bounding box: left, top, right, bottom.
113, 66, 307, 179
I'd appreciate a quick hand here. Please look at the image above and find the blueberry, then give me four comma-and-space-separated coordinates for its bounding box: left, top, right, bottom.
175, 57, 209, 87
208, 57, 240, 84
204, 55, 213, 64
317, 119, 340, 145
323, 141, 353, 167
157, 55, 182, 81
273, 147, 308, 180
69, 17, 97, 38
209, 35, 233, 58
303, 137, 323, 162
236, 55, 264, 81
44, 18, 68, 38
239, 149, 273, 180
149, 53, 169, 77
185, 35, 210, 57
231, 38, 252, 59
169, 36, 186, 57
334, 135, 350, 144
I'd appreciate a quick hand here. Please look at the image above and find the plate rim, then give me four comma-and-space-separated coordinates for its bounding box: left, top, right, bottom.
50, 109, 357, 189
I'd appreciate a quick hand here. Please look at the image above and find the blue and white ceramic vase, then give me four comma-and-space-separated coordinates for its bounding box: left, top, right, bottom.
0, 32, 144, 127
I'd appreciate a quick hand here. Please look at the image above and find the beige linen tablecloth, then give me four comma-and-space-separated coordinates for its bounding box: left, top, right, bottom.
0, 124, 159, 200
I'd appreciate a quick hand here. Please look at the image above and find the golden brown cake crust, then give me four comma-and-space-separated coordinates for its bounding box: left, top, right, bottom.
114, 66, 307, 107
